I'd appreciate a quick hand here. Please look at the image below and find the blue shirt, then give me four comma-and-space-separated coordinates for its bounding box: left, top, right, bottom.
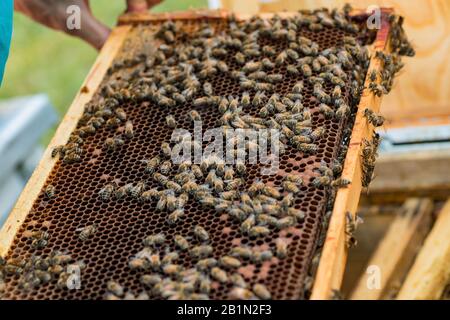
0, 0, 13, 86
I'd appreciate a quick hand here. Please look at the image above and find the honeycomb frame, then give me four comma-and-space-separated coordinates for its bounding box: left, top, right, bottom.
0, 9, 394, 300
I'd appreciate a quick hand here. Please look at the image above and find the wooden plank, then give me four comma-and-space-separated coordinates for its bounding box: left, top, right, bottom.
0, 25, 132, 257
118, 9, 230, 24
397, 199, 450, 299
310, 13, 393, 299
350, 198, 433, 300
361, 149, 450, 204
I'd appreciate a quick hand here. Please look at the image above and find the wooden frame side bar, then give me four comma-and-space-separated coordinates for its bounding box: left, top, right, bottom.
0, 25, 132, 257
310, 9, 393, 299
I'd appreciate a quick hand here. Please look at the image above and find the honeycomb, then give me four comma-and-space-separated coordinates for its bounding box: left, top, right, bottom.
1, 14, 375, 300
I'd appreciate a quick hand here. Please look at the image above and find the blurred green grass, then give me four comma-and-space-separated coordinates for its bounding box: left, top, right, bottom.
0, 0, 207, 145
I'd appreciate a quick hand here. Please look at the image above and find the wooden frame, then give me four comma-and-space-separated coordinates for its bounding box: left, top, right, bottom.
310, 9, 393, 299
0, 9, 394, 300
350, 198, 433, 300
397, 199, 450, 299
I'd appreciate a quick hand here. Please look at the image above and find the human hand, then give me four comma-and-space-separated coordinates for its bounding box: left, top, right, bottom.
14, 0, 110, 50
126, 0, 163, 13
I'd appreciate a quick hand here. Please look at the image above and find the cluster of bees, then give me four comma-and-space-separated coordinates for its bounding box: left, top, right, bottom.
105, 230, 278, 300
367, 14, 415, 99
0, 251, 84, 295
3, 5, 414, 300
361, 132, 381, 188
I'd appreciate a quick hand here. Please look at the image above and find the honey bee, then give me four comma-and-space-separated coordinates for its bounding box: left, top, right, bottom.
249, 226, 270, 238
31, 237, 48, 249
211, 267, 228, 283
262, 45, 276, 56
76, 224, 97, 241
51, 145, 65, 158
274, 237, 289, 259
251, 250, 273, 263
166, 115, 177, 129
104, 136, 124, 152
318, 103, 335, 119
345, 211, 363, 248
189, 245, 213, 259
130, 181, 146, 198
107, 281, 124, 297
286, 64, 299, 76
198, 275, 212, 294
142, 156, 160, 174
200, 82, 213, 97
363, 108, 385, 127
162, 251, 179, 266
262, 185, 281, 199
292, 81, 304, 94
253, 283, 271, 300
275, 50, 287, 66
123, 120, 134, 139
331, 178, 351, 188
261, 58, 275, 70
193, 225, 209, 242
227, 273, 247, 290
167, 181, 182, 193
195, 258, 218, 271
335, 104, 350, 120
312, 175, 332, 188
241, 92, 250, 106
44, 185, 56, 199
161, 142, 172, 158
34, 270, 52, 284
140, 274, 162, 287
105, 116, 121, 130
219, 256, 242, 269
114, 108, 127, 121
159, 160, 172, 175
243, 61, 261, 73
129, 257, 150, 270
230, 287, 256, 299
174, 235, 190, 251
301, 64, 313, 77
143, 233, 166, 247
310, 126, 325, 141
239, 213, 254, 234
113, 182, 131, 199
99, 183, 115, 201
167, 208, 185, 225
287, 207, 305, 221
189, 110, 201, 122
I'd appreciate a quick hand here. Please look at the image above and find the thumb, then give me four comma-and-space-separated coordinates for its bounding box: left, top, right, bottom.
66, 4, 111, 50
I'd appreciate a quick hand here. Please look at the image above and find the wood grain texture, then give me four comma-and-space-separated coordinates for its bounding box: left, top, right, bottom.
350, 198, 433, 300
397, 199, 450, 300
0, 26, 132, 257
310, 39, 392, 299
221, 0, 450, 125
361, 149, 450, 204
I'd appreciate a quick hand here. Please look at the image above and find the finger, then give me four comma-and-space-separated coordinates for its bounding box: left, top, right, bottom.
146, 0, 162, 8
69, 8, 111, 50
126, 0, 148, 13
